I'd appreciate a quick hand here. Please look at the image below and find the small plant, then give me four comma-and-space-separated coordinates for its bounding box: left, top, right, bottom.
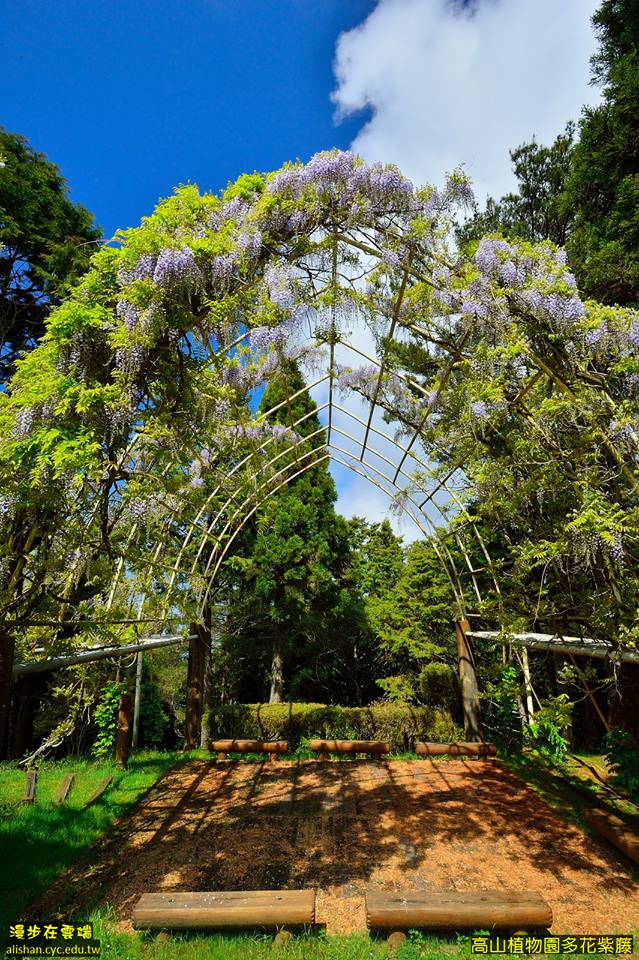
92, 680, 127, 757
604, 726, 639, 800
525, 695, 572, 763
480, 664, 524, 752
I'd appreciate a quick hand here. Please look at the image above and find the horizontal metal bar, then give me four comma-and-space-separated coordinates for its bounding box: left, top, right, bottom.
468, 631, 639, 664
13, 634, 195, 676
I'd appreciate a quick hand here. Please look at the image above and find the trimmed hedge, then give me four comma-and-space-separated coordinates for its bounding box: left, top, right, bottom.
208, 702, 461, 752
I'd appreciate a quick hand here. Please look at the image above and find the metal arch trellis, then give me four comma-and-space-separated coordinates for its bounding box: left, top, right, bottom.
53, 307, 505, 637
114, 326, 502, 626
12, 216, 520, 647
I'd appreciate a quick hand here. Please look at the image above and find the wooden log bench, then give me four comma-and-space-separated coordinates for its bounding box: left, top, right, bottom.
211, 739, 288, 762
366, 889, 552, 933
585, 808, 639, 866
132, 889, 316, 930
310, 739, 391, 761
415, 741, 497, 758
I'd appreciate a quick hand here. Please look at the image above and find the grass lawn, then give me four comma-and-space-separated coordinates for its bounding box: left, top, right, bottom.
0, 750, 194, 932
90, 919, 478, 960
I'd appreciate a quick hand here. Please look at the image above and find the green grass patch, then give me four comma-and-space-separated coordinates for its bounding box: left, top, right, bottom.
504, 752, 639, 828
87, 914, 639, 960
86, 914, 485, 960
0, 750, 190, 931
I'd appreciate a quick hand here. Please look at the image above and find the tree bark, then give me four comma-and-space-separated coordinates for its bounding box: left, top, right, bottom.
269, 627, 284, 704
199, 607, 212, 750
10, 673, 44, 759
115, 692, 133, 767
185, 624, 206, 749
456, 619, 483, 741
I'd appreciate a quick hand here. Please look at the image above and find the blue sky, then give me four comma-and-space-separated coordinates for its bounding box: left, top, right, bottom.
2, 0, 600, 536
1, 0, 373, 238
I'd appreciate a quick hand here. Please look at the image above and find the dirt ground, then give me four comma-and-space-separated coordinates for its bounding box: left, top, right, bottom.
32, 758, 639, 934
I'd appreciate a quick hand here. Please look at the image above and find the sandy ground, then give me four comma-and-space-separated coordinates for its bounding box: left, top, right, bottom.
30, 758, 639, 934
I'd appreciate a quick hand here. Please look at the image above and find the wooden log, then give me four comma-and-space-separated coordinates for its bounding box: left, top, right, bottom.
211, 740, 288, 754
585, 808, 639, 866
22, 769, 37, 804
86, 775, 113, 806
366, 890, 552, 931
309, 740, 391, 755
54, 772, 75, 805
415, 741, 496, 758
115, 692, 133, 768
132, 889, 316, 930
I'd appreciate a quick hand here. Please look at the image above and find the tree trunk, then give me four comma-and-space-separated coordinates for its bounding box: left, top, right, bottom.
0, 631, 15, 760
199, 607, 212, 750
185, 626, 205, 750
10, 673, 43, 759
116, 692, 133, 767
456, 619, 483, 741
269, 628, 284, 704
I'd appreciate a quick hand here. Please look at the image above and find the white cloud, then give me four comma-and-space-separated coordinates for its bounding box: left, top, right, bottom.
333, 0, 601, 204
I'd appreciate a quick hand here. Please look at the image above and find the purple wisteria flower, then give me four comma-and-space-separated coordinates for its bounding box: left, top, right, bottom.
130, 499, 147, 521
218, 197, 250, 223
498, 260, 518, 286
115, 344, 146, 376
153, 246, 201, 290
287, 208, 309, 232
610, 420, 634, 442
461, 300, 489, 318
237, 230, 262, 261
13, 405, 39, 438
610, 532, 625, 562
267, 166, 303, 196
381, 248, 400, 269
470, 400, 488, 420
584, 321, 608, 349
474, 238, 513, 274
624, 373, 639, 394
264, 261, 294, 310
629, 318, 639, 350
116, 299, 140, 331
118, 253, 158, 285
335, 364, 378, 395
266, 151, 414, 213
443, 173, 474, 207
250, 325, 287, 353
210, 253, 236, 284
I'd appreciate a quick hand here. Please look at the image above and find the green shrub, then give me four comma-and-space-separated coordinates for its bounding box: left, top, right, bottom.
139, 680, 169, 747
208, 702, 461, 752
418, 662, 459, 709
92, 680, 127, 758
479, 665, 523, 753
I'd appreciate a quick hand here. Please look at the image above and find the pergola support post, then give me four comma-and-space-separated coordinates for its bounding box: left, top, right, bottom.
185, 624, 206, 750
456, 618, 483, 742
116, 692, 133, 767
